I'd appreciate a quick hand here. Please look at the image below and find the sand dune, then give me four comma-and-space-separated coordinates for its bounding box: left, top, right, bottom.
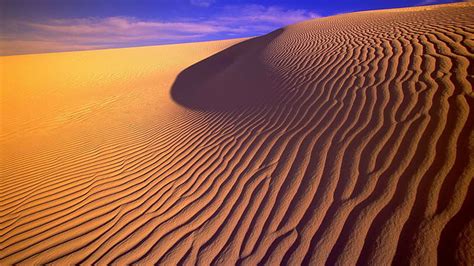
1, 2, 473, 265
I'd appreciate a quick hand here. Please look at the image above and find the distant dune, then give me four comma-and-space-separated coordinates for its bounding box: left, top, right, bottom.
1, 2, 473, 265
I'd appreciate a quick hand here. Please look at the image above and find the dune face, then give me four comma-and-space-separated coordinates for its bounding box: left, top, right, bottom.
1, 2, 474, 265
171, 30, 284, 111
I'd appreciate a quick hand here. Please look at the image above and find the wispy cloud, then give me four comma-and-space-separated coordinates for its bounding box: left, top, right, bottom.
1, 5, 319, 55
190, 0, 215, 7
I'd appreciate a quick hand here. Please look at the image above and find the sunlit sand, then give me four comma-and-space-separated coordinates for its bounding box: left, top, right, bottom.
1, 3, 473, 265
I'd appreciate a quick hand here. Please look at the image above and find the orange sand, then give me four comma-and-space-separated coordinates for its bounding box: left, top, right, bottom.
1, 3, 473, 265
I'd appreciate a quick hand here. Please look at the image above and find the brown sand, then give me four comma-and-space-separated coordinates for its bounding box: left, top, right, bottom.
1, 3, 473, 265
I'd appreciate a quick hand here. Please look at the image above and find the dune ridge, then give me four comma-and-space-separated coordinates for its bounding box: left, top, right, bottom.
1, 2, 473, 265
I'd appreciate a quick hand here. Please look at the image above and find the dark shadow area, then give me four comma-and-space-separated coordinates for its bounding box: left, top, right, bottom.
170, 29, 284, 112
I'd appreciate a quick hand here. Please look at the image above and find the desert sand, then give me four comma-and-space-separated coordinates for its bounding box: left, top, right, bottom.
1, 2, 473, 265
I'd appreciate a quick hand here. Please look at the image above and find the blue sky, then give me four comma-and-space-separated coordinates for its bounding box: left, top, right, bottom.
0, 0, 463, 55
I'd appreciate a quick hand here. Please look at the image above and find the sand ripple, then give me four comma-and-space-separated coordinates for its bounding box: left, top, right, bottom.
1, 3, 473, 265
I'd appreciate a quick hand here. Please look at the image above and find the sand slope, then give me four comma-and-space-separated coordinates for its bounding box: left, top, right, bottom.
1, 3, 473, 265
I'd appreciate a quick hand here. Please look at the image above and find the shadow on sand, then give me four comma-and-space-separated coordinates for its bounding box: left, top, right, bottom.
170, 29, 284, 112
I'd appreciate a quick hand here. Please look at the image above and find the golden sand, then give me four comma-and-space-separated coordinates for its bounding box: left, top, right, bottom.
1, 3, 473, 265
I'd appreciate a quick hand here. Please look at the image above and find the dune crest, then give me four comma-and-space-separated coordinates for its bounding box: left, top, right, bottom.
1, 3, 473, 265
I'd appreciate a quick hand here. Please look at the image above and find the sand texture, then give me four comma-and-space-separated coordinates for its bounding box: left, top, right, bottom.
1, 3, 473, 265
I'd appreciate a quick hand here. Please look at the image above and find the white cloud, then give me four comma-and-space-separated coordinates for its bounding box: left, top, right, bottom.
1, 5, 320, 55
220, 5, 319, 25
190, 0, 215, 7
